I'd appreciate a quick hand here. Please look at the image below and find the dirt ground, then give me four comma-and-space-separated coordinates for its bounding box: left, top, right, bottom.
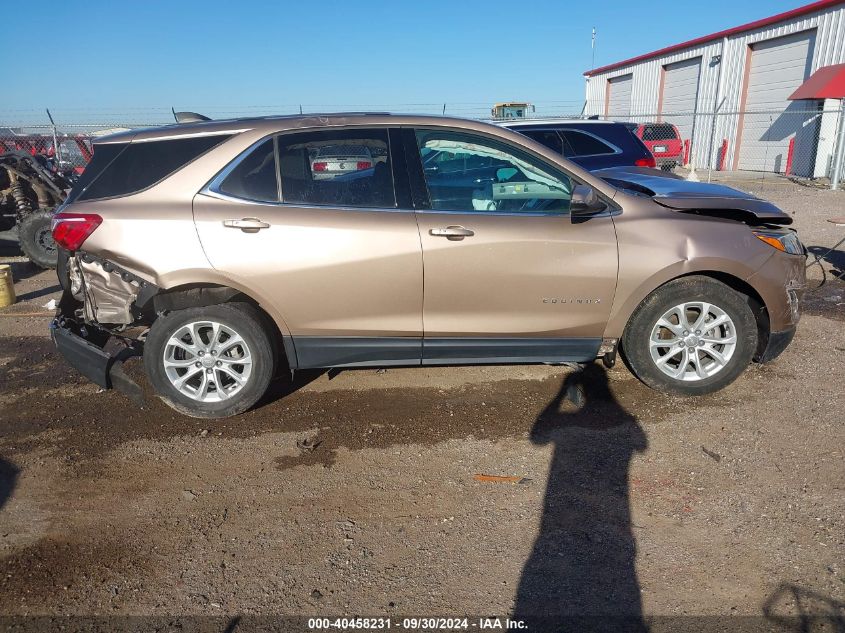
0, 180, 843, 629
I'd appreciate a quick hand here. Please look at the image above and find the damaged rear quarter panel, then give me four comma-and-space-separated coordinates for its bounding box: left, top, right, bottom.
77, 256, 142, 324
68, 192, 212, 285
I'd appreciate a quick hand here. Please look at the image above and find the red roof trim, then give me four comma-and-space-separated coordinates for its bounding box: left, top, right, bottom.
584, 0, 845, 76
789, 63, 845, 98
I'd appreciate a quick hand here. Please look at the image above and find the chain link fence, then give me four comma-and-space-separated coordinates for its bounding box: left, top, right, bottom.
601, 105, 845, 191
2, 103, 844, 190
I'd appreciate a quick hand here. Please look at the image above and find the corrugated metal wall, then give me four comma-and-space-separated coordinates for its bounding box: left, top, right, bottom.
584, 3, 845, 169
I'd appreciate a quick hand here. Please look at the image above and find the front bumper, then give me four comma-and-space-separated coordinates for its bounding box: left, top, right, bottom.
757, 326, 797, 363
50, 318, 144, 404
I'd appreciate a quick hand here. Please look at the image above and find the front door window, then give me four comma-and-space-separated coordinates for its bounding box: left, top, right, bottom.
415, 130, 572, 214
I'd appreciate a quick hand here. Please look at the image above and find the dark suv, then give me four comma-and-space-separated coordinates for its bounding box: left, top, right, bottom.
497, 119, 655, 171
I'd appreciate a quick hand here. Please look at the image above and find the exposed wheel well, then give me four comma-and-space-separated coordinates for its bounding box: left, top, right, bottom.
152, 283, 290, 373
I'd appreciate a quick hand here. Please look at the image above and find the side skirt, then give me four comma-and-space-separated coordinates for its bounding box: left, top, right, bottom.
291, 336, 601, 369
422, 337, 601, 365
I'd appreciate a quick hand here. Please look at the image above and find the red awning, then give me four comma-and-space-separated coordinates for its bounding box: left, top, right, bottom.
789, 63, 845, 100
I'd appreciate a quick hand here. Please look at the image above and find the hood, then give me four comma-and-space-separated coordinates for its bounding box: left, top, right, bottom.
593, 166, 792, 225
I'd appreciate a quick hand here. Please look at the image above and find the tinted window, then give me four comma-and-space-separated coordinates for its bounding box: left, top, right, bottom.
218, 138, 278, 202
77, 134, 230, 201
641, 124, 678, 141
560, 131, 615, 157
64, 142, 127, 203
521, 130, 563, 155
278, 129, 395, 208
415, 130, 572, 214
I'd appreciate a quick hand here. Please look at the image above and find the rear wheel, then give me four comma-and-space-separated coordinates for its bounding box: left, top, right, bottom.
621, 276, 757, 396
144, 302, 275, 418
18, 210, 58, 269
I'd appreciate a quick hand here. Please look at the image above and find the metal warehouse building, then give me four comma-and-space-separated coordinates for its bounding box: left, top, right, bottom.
584, 0, 845, 180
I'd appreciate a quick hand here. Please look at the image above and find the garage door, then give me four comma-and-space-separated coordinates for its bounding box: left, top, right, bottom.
606, 74, 633, 119
661, 58, 701, 142
737, 30, 817, 173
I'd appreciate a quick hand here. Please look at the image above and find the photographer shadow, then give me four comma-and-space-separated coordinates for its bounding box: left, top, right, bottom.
514, 364, 648, 632
0, 457, 19, 512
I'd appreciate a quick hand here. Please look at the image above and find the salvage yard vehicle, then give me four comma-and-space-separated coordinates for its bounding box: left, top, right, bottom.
310, 144, 376, 180
50, 113, 806, 419
625, 122, 685, 171
498, 119, 657, 171
1, 151, 76, 268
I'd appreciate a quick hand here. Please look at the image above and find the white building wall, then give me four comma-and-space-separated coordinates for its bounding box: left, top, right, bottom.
584, 2, 845, 169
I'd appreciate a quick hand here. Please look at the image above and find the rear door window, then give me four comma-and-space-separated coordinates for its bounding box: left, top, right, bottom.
75, 134, 231, 202
277, 129, 395, 208
559, 131, 616, 157
520, 130, 564, 155
217, 138, 278, 202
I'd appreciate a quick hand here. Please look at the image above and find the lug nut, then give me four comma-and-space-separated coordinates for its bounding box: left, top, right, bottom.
206, 368, 212, 374
216, 360, 222, 366
198, 351, 205, 356
195, 362, 201, 367
683, 330, 689, 336
211, 350, 216, 355
695, 330, 701, 335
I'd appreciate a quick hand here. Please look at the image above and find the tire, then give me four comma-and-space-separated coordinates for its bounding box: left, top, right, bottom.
18, 210, 58, 269
621, 276, 757, 396
144, 302, 276, 418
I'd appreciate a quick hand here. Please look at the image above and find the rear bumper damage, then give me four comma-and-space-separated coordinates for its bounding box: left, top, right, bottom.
51, 250, 154, 404
50, 315, 145, 404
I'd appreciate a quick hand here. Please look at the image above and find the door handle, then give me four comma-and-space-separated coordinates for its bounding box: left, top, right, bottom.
429, 226, 475, 241
223, 218, 270, 233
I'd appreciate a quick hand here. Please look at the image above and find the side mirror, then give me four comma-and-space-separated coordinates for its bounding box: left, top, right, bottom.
570, 184, 607, 216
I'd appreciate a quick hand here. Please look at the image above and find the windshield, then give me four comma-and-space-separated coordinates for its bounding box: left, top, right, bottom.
641, 125, 678, 141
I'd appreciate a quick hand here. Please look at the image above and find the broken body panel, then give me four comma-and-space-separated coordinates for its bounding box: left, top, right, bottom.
50, 113, 807, 405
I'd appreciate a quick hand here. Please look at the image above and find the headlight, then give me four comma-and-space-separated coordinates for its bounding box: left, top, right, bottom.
752, 230, 804, 255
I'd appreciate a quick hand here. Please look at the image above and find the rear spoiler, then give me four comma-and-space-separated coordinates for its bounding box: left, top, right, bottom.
171, 108, 211, 123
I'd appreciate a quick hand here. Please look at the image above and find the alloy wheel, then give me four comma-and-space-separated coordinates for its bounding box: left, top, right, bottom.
162, 320, 253, 402
648, 301, 737, 382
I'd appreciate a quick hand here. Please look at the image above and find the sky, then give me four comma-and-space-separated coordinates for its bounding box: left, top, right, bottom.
6, 0, 809, 125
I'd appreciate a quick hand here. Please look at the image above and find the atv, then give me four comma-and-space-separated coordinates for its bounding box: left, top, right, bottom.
0, 151, 75, 269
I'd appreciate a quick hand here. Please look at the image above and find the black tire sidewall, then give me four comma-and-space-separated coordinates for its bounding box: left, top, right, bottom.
144, 303, 275, 418
18, 210, 58, 269
622, 277, 757, 396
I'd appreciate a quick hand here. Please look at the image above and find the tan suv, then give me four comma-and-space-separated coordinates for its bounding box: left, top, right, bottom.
50, 114, 806, 418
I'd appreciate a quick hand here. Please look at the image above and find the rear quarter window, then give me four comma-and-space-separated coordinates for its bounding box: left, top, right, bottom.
560, 130, 615, 157
73, 134, 231, 202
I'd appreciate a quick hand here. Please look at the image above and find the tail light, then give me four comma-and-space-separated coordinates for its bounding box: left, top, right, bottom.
635, 156, 656, 168
51, 212, 102, 251
312, 162, 327, 171
356, 161, 372, 170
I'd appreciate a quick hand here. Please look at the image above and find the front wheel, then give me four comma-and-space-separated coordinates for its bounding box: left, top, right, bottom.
144, 302, 276, 418
621, 276, 758, 396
